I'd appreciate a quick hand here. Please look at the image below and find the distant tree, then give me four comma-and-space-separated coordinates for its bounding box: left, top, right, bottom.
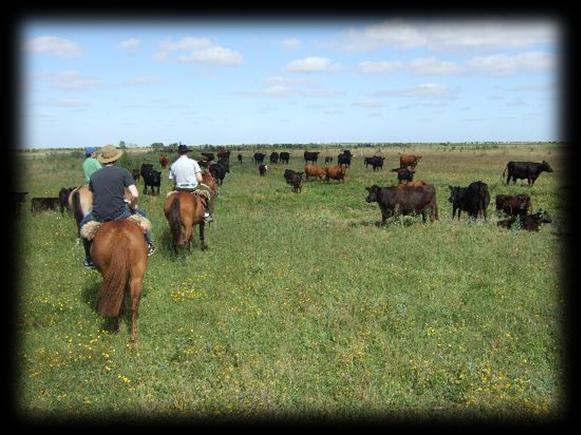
151, 142, 164, 150
119, 140, 126, 149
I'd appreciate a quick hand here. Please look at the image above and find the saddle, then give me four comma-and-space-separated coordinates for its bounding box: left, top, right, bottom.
166, 188, 211, 207
80, 214, 152, 241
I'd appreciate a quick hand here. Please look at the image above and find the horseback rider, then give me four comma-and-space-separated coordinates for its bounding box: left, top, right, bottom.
82, 146, 102, 183
79, 145, 156, 268
168, 144, 214, 223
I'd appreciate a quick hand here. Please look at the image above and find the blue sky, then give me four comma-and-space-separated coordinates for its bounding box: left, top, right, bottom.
21, 18, 561, 148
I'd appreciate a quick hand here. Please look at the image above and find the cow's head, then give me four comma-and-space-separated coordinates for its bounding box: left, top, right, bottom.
365, 185, 381, 203
535, 208, 552, 223
448, 186, 461, 203
542, 161, 554, 172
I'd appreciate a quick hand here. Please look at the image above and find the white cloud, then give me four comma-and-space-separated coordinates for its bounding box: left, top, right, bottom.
178, 46, 242, 66
154, 37, 241, 66
238, 75, 340, 98
118, 38, 141, 54
371, 83, 454, 98
45, 71, 100, 90
287, 56, 339, 72
467, 51, 555, 75
281, 38, 301, 50
27, 36, 83, 57
332, 19, 556, 52
409, 57, 462, 75
357, 60, 403, 74
352, 99, 384, 108
127, 75, 160, 86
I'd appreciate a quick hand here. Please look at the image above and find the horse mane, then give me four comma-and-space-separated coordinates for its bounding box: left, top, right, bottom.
169, 195, 182, 247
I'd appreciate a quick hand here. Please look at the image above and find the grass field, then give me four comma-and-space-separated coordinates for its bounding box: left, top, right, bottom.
15, 143, 565, 420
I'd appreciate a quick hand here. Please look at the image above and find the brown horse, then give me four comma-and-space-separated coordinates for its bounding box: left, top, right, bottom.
164, 191, 208, 252
200, 171, 218, 197
91, 219, 148, 343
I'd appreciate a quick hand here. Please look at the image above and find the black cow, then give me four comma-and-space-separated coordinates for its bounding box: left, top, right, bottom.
237, 153, 243, 164
369, 156, 385, 171
497, 209, 552, 232
253, 152, 266, 165
259, 164, 268, 176
503, 160, 553, 186
31, 197, 61, 214
448, 181, 490, 220
337, 153, 352, 168
270, 152, 279, 164
289, 172, 303, 193
279, 152, 290, 164
284, 169, 299, 184
495, 194, 531, 217
58, 187, 75, 213
391, 167, 415, 184
131, 168, 141, 183
201, 152, 215, 162
141, 164, 161, 195
209, 161, 227, 185
304, 151, 320, 165
11, 191, 28, 215
365, 183, 438, 225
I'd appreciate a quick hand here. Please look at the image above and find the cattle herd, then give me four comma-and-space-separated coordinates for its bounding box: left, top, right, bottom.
14, 149, 555, 235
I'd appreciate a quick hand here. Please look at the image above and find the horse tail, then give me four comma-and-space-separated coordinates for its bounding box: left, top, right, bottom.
72, 189, 84, 235
169, 196, 182, 247
97, 235, 129, 317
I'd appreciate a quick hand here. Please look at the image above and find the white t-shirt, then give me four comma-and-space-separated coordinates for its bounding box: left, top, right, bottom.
169, 155, 202, 188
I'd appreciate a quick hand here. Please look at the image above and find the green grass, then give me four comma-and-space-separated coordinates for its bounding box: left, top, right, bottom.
15, 144, 564, 420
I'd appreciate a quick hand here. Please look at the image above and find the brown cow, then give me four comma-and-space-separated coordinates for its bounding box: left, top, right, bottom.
159, 155, 169, 169
399, 153, 422, 169
304, 165, 326, 181
325, 165, 346, 183
497, 210, 551, 232
495, 194, 531, 217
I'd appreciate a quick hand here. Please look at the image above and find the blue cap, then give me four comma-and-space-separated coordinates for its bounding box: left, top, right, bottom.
85, 146, 96, 156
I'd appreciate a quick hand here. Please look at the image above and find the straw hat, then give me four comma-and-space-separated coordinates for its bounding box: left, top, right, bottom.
97, 145, 124, 164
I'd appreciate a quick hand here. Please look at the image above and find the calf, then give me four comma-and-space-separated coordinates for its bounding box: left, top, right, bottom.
284, 169, 299, 184
365, 183, 438, 225
289, 172, 303, 193
503, 160, 553, 186
131, 168, 141, 183
391, 167, 415, 184
495, 194, 531, 217
448, 181, 490, 220
497, 210, 552, 232
258, 164, 268, 176
325, 165, 346, 182
31, 197, 61, 214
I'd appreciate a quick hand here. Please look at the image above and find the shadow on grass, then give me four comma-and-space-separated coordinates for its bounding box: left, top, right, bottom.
158, 227, 209, 261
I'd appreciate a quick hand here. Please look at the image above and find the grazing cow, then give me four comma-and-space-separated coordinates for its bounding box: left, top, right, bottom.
391, 167, 415, 184
141, 164, 161, 195
253, 152, 266, 165
369, 156, 385, 171
209, 161, 227, 185
284, 169, 299, 184
365, 183, 438, 225
289, 172, 303, 193
270, 152, 279, 164
58, 187, 75, 213
448, 181, 490, 220
304, 151, 320, 165
502, 160, 553, 186
325, 165, 346, 183
279, 152, 290, 164
497, 210, 552, 232
201, 152, 215, 162
31, 197, 61, 214
131, 168, 141, 183
400, 153, 422, 169
495, 194, 531, 217
304, 164, 326, 181
258, 164, 268, 176
337, 153, 352, 169
237, 153, 243, 164
324, 156, 333, 164
159, 155, 169, 169
11, 191, 28, 215
364, 157, 375, 168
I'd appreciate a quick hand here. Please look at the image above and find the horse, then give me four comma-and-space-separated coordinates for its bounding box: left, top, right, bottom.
70, 185, 93, 236
200, 171, 218, 198
164, 191, 208, 252
90, 219, 148, 344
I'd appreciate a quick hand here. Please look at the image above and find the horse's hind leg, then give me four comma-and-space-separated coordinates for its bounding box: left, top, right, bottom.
128, 276, 143, 344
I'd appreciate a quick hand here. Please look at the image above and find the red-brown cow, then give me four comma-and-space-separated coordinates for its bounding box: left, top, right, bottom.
304, 165, 326, 181
159, 155, 169, 168
399, 153, 422, 169
325, 165, 346, 182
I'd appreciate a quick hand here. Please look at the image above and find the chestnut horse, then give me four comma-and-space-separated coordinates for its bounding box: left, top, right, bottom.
91, 219, 148, 343
163, 172, 217, 252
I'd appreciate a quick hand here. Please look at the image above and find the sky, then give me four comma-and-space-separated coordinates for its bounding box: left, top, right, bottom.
20, 17, 562, 149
